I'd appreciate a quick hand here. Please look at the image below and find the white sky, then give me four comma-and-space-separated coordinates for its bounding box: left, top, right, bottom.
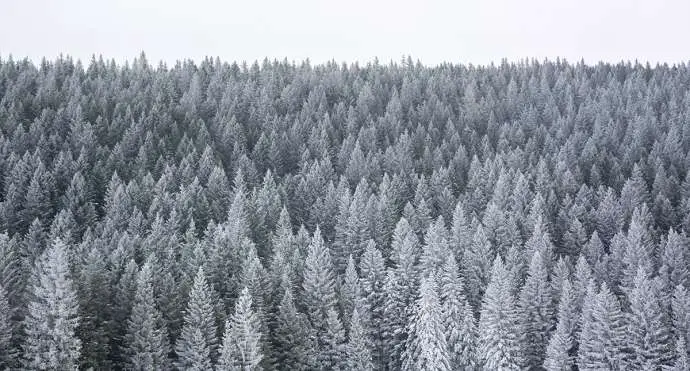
1, 0, 689, 66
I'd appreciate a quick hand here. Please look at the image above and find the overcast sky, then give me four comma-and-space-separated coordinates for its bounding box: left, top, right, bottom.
1, 0, 689, 66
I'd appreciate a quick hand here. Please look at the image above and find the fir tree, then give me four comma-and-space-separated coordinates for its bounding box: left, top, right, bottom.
125, 260, 170, 370
519, 250, 555, 369
346, 306, 374, 371
627, 267, 673, 369
23, 238, 81, 370
439, 255, 477, 370
175, 267, 218, 369
543, 279, 577, 371
402, 275, 451, 371
477, 256, 521, 370
218, 287, 263, 370
0, 284, 14, 369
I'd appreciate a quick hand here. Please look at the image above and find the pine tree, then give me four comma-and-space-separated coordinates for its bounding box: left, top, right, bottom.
671, 284, 690, 361
419, 216, 450, 280
627, 267, 673, 369
175, 267, 218, 369
321, 307, 346, 370
125, 260, 170, 370
463, 222, 493, 311
670, 337, 689, 371
301, 226, 339, 355
577, 282, 628, 370
543, 279, 577, 371
518, 250, 555, 369
402, 275, 451, 371
477, 256, 521, 370
358, 240, 386, 368
346, 306, 374, 371
382, 218, 419, 370
273, 284, 315, 370
0, 284, 14, 369
23, 238, 81, 370
218, 287, 263, 370
341, 254, 362, 329
439, 255, 477, 370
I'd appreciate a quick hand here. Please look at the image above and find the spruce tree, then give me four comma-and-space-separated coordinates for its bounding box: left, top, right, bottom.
346, 306, 374, 371
23, 238, 81, 370
477, 256, 521, 370
0, 284, 14, 369
382, 218, 419, 370
175, 267, 218, 369
543, 279, 577, 370
358, 240, 386, 368
125, 260, 170, 370
273, 284, 315, 370
218, 287, 263, 370
627, 267, 673, 369
577, 282, 628, 370
518, 250, 555, 369
439, 255, 477, 370
402, 275, 451, 371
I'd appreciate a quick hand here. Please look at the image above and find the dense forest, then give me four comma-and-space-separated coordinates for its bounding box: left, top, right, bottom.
0, 54, 689, 370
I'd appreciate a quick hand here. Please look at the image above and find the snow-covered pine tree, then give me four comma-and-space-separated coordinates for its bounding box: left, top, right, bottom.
0, 284, 14, 369
382, 217, 420, 370
463, 222, 493, 311
402, 275, 451, 371
627, 266, 673, 369
439, 254, 477, 370
544, 278, 577, 370
346, 305, 374, 371
519, 250, 555, 369
125, 260, 170, 370
273, 283, 315, 370
23, 238, 81, 370
321, 307, 346, 370
218, 287, 263, 370
175, 267, 218, 369
577, 282, 628, 370
358, 240, 386, 368
477, 256, 521, 370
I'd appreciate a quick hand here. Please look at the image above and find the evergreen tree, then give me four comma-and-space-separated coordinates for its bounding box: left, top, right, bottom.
519, 250, 555, 369
382, 218, 419, 370
577, 282, 628, 370
321, 307, 347, 370
358, 240, 386, 368
477, 256, 521, 370
301, 226, 339, 356
402, 275, 451, 371
175, 267, 218, 369
627, 267, 673, 369
439, 255, 477, 370
543, 279, 577, 371
463, 222, 493, 311
273, 284, 315, 370
0, 284, 14, 369
346, 306, 374, 371
218, 287, 263, 370
125, 260, 170, 370
23, 238, 81, 370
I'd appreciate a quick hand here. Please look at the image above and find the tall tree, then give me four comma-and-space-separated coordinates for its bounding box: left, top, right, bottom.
125, 260, 170, 370
402, 275, 451, 371
218, 287, 263, 370
175, 267, 218, 369
23, 238, 81, 370
518, 250, 555, 369
477, 256, 521, 370
439, 255, 477, 370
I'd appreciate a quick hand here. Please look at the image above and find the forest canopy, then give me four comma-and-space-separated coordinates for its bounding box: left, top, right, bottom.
0, 54, 689, 370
